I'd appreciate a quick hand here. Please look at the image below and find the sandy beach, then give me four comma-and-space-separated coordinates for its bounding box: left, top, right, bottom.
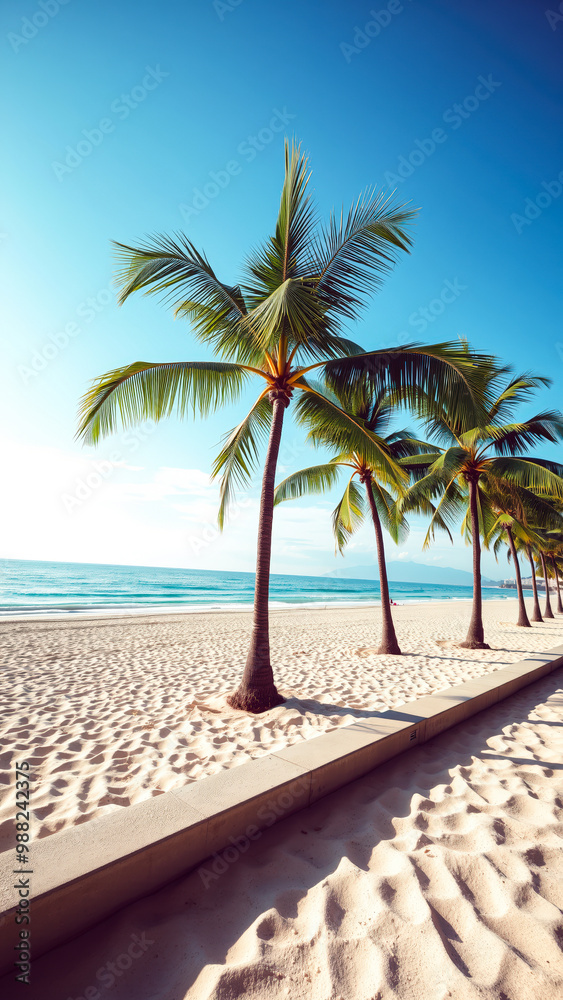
2, 598, 563, 853
3, 661, 561, 1000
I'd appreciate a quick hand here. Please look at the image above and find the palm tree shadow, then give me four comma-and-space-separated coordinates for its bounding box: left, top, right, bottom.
18, 667, 563, 1000
278, 694, 390, 720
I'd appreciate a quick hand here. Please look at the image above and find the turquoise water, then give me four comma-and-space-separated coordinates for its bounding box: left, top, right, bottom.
0, 558, 516, 618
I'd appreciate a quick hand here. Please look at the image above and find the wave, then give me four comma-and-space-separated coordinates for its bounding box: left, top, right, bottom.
0, 557, 516, 620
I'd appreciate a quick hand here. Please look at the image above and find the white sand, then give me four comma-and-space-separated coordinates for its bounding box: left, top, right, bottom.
4, 665, 562, 1000
2, 599, 563, 852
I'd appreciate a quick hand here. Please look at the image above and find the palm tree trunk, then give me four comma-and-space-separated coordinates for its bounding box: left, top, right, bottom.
540, 551, 554, 619
364, 476, 401, 655
549, 555, 563, 614
506, 527, 530, 627
460, 476, 490, 649
527, 545, 543, 622
227, 391, 288, 713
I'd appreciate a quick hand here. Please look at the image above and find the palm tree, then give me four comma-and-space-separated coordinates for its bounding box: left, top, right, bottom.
273, 385, 438, 654
77, 142, 498, 712
533, 527, 563, 616
484, 501, 532, 628
398, 373, 563, 648
550, 552, 563, 613
525, 541, 544, 623
483, 483, 563, 627
536, 545, 555, 619
516, 497, 563, 619
542, 527, 563, 614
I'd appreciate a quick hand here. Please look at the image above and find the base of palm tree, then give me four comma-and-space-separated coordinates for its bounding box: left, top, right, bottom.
530, 614, 543, 622
459, 640, 491, 649
227, 685, 285, 714
544, 611, 555, 619
377, 642, 402, 655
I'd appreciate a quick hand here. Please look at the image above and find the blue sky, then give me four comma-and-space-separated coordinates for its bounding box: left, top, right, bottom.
1, 0, 562, 578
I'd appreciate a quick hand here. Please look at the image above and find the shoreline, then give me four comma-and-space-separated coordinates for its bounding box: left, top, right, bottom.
0, 593, 516, 623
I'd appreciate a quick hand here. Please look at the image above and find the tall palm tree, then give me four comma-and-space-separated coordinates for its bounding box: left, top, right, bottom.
524, 541, 544, 623
484, 502, 532, 628
273, 385, 438, 654
542, 526, 563, 614
535, 545, 555, 619
533, 528, 563, 616
483, 483, 563, 627
77, 142, 498, 711
550, 552, 563, 613
516, 497, 563, 619
398, 373, 563, 648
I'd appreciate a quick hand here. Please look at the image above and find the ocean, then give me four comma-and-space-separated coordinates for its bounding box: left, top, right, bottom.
0, 558, 517, 618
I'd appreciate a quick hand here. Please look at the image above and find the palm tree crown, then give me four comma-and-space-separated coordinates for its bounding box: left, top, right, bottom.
399, 371, 563, 647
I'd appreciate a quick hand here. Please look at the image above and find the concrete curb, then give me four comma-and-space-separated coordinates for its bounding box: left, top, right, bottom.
1, 645, 562, 974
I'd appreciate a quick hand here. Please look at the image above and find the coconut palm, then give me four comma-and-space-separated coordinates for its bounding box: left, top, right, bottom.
533, 527, 563, 616
542, 526, 563, 614
398, 373, 563, 648
274, 385, 439, 653
515, 497, 563, 618
524, 541, 544, 623
534, 544, 556, 619
483, 483, 563, 627
77, 142, 498, 711
550, 549, 563, 613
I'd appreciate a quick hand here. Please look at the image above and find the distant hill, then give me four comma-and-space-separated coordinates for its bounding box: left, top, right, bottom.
326, 560, 499, 588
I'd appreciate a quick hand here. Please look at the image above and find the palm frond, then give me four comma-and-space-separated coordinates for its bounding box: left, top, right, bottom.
211, 391, 273, 528
483, 412, 563, 456
486, 456, 563, 498
398, 452, 444, 481
293, 384, 408, 491
429, 446, 468, 481
243, 140, 317, 300
320, 342, 499, 429
309, 190, 415, 321
423, 477, 468, 549
111, 233, 270, 364
398, 470, 466, 548
332, 477, 365, 552
241, 277, 327, 354
77, 361, 250, 444
273, 462, 342, 506
113, 232, 246, 315
488, 373, 551, 422
370, 480, 409, 545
